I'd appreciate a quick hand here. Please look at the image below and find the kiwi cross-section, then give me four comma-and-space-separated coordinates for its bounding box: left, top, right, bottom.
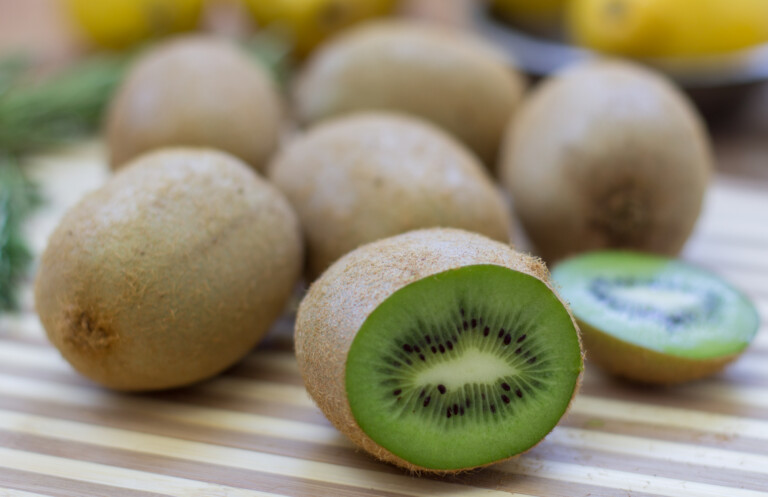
347, 265, 582, 470
295, 228, 583, 473
552, 251, 759, 384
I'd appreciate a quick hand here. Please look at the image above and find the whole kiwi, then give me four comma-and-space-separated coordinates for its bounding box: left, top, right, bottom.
267, 112, 513, 279
34, 149, 303, 391
294, 21, 526, 165
106, 35, 283, 172
499, 60, 712, 262
295, 228, 583, 473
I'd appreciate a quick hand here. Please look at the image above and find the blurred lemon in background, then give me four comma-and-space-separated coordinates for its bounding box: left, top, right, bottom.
66, 0, 204, 50
569, 0, 768, 57
243, 0, 396, 56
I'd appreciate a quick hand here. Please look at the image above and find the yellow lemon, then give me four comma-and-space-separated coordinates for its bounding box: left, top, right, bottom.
569, 0, 768, 57
66, 0, 204, 50
243, 0, 396, 56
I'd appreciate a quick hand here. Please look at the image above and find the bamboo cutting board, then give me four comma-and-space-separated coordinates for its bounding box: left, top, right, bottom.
1, 142, 767, 497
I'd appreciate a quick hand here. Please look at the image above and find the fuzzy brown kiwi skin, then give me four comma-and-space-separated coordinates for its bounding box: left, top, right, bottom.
578, 320, 738, 384
35, 148, 303, 391
107, 35, 283, 172
268, 112, 513, 281
498, 60, 712, 263
294, 21, 526, 166
295, 228, 583, 474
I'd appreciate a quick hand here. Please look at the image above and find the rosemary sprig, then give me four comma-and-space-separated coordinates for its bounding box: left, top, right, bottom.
0, 156, 40, 311
0, 54, 132, 155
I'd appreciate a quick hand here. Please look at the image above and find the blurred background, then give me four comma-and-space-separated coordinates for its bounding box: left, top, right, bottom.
3, 0, 768, 169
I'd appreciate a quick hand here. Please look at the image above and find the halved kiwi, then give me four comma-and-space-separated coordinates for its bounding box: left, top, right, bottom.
295, 228, 583, 473
552, 251, 760, 384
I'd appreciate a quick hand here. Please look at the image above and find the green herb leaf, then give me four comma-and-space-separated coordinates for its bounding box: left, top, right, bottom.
0, 156, 40, 311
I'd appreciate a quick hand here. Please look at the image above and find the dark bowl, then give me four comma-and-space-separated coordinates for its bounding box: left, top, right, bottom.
470, 4, 768, 123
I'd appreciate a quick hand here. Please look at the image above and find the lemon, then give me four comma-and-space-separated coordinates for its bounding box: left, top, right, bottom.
243, 0, 396, 56
569, 0, 768, 57
66, 0, 204, 50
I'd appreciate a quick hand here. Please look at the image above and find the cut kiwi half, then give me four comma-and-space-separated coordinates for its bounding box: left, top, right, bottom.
552, 251, 760, 384
295, 228, 583, 473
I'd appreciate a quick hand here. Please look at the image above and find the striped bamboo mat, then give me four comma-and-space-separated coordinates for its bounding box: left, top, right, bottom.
1, 142, 767, 497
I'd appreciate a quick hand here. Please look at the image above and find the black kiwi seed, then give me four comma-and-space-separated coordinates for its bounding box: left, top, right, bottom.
503, 334, 512, 345
446, 341, 453, 350
517, 334, 527, 343
439, 344, 446, 353
414, 345, 421, 353
438, 384, 447, 394
419, 389, 426, 398
446, 408, 452, 418
516, 389, 523, 398
460, 308, 465, 316
528, 356, 537, 364
453, 404, 459, 415
403, 344, 413, 353
431, 346, 437, 353
515, 347, 522, 354
501, 382, 511, 391
425, 335, 432, 344
471, 319, 477, 328
460, 407, 465, 415
419, 354, 426, 361
498, 328, 505, 338
502, 395, 510, 404
483, 326, 490, 336
490, 404, 497, 413
393, 389, 402, 396
463, 321, 469, 330
466, 398, 471, 407
424, 396, 431, 407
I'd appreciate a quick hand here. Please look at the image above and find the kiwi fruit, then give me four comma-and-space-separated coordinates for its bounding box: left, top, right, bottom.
552, 251, 759, 384
34, 149, 303, 391
268, 112, 513, 279
498, 60, 712, 262
295, 228, 583, 473
106, 35, 282, 172
294, 21, 526, 165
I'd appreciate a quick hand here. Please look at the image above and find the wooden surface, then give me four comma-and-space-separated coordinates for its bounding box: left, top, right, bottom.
0, 142, 767, 497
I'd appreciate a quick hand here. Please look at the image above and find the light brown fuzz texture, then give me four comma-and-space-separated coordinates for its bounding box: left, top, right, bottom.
499, 60, 712, 263
294, 228, 581, 473
268, 112, 513, 280
107, 35, 283, 172
294, 20, 526, 166
35, 148, 303, 391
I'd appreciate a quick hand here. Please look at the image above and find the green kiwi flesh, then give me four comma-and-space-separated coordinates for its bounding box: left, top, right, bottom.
346, 264, 582, 471
552, 251, 759, 383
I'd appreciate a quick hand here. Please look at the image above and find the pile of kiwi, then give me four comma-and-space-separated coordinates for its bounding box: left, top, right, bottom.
32, 19, 759, 477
